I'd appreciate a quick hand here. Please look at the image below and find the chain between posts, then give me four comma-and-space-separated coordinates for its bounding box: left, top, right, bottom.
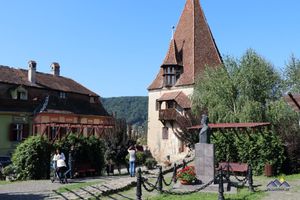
137, 160, 255, 199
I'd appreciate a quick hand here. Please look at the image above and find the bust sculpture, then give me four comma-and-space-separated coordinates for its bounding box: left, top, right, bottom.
199, 114, 210, 143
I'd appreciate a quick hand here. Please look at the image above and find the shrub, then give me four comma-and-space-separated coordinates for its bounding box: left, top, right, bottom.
2, 165, 17, 181
126, 151, 146, 166
145, 158, 157, 169
54, 134, 106, 175
136, 151, 146, 165
12, 136, 51, 180
213, 129, 285, 175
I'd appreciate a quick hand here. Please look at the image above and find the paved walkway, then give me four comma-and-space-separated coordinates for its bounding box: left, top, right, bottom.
0, 155, 193, 200
0, 176, 136, 200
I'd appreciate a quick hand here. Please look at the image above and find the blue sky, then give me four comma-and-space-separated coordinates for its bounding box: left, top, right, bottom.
0, 0, 299, 97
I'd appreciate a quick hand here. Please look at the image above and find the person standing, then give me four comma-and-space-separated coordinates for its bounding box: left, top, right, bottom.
68, 145, 76, 178
128, 145, 136, 177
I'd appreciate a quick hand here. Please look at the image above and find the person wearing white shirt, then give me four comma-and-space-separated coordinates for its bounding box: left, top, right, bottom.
53, 149, 67, 183
128, 145, 136, 177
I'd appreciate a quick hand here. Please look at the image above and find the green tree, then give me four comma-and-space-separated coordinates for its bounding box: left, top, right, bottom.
192, 49, 291, 174
284, 54, 300, 93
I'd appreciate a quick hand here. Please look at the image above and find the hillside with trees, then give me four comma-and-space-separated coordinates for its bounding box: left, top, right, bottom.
101, 96, 148, 126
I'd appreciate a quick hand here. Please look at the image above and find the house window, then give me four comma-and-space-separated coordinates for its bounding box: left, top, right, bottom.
9, 124, 29, 141
162, 127, 168, 140
156, 100, 161, 111
59, 92, 66, 99
11, 86, 28, 100
163, 66, 182, 87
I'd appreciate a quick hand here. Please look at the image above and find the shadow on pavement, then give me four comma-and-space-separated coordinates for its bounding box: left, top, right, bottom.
0, 193, 48, 200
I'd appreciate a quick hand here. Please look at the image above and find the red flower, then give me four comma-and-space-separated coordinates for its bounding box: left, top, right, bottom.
176, 165, 196, 183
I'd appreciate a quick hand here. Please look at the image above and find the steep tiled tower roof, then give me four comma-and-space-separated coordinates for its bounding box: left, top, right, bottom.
148, 0, 222, 90
162, 39, 182, 66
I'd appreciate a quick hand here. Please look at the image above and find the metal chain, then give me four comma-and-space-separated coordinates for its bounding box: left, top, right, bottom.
162, 175, 174, 186
142, 180, 156, 192
144, 175, 216, 195
142, 177, 159, 192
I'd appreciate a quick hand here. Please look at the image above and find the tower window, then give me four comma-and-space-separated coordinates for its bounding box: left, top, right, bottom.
163, 66, 182, 87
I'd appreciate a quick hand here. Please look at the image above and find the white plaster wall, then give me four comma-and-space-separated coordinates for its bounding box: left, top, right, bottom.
147, 86, 194, 162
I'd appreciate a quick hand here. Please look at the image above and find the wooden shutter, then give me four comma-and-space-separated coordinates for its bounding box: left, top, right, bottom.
22, 124, 30, 139
8, 124, 16, 141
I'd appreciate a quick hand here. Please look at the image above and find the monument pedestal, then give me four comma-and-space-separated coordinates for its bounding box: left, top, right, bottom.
195, 143, 215, 183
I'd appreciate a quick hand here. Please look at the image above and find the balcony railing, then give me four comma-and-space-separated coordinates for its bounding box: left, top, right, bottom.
159, 108, 178, 121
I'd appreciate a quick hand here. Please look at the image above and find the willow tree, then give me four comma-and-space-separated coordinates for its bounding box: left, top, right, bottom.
192, 49, 294, 174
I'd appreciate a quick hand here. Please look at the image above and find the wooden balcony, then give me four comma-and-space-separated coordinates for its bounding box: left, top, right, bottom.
159, 108, 178, 121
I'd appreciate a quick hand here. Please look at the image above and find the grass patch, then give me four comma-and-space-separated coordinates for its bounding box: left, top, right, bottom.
148, 188, 266, 200
0, 180, 11, 185
56, 180, 104, 193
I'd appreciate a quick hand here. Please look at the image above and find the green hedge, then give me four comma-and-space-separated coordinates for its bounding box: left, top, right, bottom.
12, 136, 51, 180
9, 134, 106, 180
213, 129, 285, 175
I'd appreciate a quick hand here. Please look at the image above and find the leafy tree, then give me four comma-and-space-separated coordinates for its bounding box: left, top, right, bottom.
284, 55, 300, 93
192, 49, 291, 174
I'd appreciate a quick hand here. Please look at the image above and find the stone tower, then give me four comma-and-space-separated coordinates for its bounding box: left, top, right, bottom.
147, 0, 222, 162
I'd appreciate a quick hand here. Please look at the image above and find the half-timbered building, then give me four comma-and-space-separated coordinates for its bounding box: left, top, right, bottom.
0, 61, 114, 156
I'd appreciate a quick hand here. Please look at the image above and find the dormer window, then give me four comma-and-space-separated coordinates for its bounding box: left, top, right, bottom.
163, 66, 182, 87
59, 92, 66, 99
90, 96, 95, 103
11, 86, 28, 100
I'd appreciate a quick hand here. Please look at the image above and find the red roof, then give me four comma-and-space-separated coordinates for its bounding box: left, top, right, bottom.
148, 0, 222, 90
162, 39, 182, 66
158, 91, 191, 109
188, 122, 271, 130
0, 65, 98, 96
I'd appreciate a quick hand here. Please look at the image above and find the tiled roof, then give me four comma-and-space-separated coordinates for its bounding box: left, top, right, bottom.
38, 95, 109, 116
162, 39, 182, 66
0, 95, 109, 116
188, 122, 271, 130
148, 0, 222, 90
158, 91, 191, 109
0, 65, 98, 96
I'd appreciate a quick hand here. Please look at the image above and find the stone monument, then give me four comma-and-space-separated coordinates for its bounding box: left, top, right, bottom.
195, 114, 215, 183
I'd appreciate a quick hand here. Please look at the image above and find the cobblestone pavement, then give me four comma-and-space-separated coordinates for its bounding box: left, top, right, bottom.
0, 156, 194, 200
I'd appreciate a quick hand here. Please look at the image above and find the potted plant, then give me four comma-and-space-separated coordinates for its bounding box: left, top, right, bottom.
176, 166, 196, 185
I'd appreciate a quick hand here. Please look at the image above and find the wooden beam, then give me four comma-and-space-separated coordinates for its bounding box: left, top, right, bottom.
288, 93, 300, 111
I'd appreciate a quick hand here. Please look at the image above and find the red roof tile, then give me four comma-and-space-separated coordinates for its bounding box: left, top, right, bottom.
148, 0, 222, 90
162, 39, 182, 66
158, 91, 191, 109
0, 65, 98, 96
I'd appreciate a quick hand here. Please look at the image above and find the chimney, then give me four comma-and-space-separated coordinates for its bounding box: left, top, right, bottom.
28, 60, 37, 84
51, 62, 60, 76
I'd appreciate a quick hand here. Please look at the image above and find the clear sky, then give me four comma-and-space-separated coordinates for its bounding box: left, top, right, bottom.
0, 0, 299, 97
